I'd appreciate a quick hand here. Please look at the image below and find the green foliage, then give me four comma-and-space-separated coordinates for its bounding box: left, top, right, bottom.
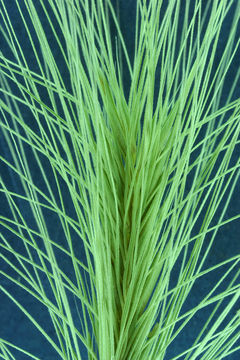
0, 0, 240, 359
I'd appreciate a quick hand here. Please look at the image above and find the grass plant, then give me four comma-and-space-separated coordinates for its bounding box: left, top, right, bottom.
0, 0, 240, 359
